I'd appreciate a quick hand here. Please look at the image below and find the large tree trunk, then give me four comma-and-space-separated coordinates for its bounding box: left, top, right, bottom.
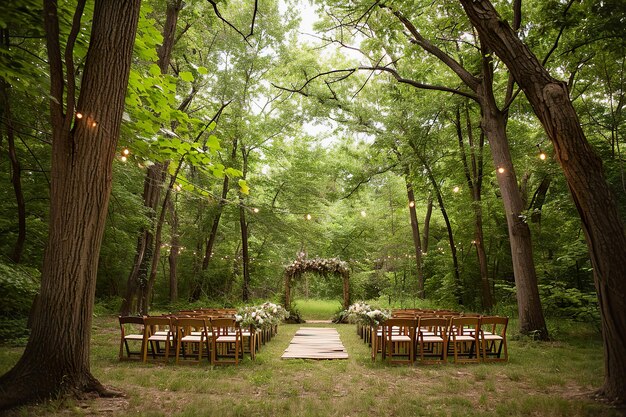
405, 181, 425, 299
459, 0, 626, 401
0, 0, 141, 410
480, 99, 547, 337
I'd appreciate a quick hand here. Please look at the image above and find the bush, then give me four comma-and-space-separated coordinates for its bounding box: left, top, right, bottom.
0, 261, 40, 344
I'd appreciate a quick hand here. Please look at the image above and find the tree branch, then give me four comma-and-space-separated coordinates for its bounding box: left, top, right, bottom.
43, 0, 65, 134
207, 0, 258, 46
380, 4, 481, 91
64, 0, 86, 131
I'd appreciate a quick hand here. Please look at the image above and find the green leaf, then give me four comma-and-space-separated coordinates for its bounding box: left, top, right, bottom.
197, 66, 208, 75
148, 64, 161, 76
206, 135, 221, 150
225, 167, 243, 178
179, 71, 194, 82
238, 179, 250, 195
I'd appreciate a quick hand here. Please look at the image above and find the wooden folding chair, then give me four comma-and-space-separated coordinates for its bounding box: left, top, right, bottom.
142, 316, 174, 363
241, 325, 259, 360
479, 316, 508, 362
449, 316, 480, 363
174, 317, 210, 364
210, 318, 242, 366
118, 316, 145, 361
416, 317, 449, 364
382, 318, 417, 365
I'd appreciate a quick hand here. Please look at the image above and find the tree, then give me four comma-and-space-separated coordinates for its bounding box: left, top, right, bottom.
0, 0, 141, 409
458, 0, 626, 403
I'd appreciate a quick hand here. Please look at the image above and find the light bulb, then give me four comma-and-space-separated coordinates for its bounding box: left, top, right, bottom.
122, 148, 130, 156
409, 201, 415, 208
120, 156, 127, 162
75, 112, 83, 119
453, 186, 460, 193
360, 210, 366, 217
539, 152, 546, 160
498, 167, 505, 174
306, 214, 312, 220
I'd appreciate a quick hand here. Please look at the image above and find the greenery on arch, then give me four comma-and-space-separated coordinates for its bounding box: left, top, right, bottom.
284, 255, 351, 311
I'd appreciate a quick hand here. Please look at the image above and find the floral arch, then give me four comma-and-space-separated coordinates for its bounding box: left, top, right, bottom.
284, 256, 351, 310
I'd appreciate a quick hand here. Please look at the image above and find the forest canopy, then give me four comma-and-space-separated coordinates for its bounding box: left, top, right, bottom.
0, 0, 625, 407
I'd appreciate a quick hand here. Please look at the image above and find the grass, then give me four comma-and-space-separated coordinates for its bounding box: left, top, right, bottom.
292, 299, 342, 320
0, 313, 620, 417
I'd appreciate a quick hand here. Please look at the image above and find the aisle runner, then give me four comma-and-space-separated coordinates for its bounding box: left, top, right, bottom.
281, 327, 349, 360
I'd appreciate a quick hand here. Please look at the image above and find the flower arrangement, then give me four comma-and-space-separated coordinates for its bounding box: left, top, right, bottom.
345, 301, 391, 327
235, 302, 289, 330
284, 256, 349, 279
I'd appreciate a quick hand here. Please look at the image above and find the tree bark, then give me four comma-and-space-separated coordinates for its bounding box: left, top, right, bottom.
455, 105, 492, 310
0, 68, 26, 264
0, 0, 141, 410
421, 159, 462, 305
405, 181, 425, 299
167, 197, 179, 303
239, 146, 250, 302
529, 176, 551, 224
422, 194, 432, 252
459, 0, 626, 401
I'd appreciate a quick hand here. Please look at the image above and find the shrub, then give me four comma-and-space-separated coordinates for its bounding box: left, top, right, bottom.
0, 261, 40, 345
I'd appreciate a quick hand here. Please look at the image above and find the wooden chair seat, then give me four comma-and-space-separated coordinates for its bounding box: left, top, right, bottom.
480, 316, 508, 362
118, 316, 145, 361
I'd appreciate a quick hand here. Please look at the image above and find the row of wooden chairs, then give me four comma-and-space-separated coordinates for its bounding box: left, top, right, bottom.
364, 314, 508, 365
119, 314, 268, 366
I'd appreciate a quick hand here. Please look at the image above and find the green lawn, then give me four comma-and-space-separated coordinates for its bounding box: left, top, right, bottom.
0, 315, 618, 417
293, 299, 342, 320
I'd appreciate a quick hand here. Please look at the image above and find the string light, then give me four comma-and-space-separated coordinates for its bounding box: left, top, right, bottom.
360, 210, 366, 217
175, 184, 182, 192
536, 144, 547, 160
497, 167, 505, 174
120, 156, 127, 162
453, 186, 460, 193
253, 208, 259, 213
75, 112, 83, 119
91, 121, 98, 127
122, 148, 130, 156
306, 214, 312, 220
408, 201, 415, 208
